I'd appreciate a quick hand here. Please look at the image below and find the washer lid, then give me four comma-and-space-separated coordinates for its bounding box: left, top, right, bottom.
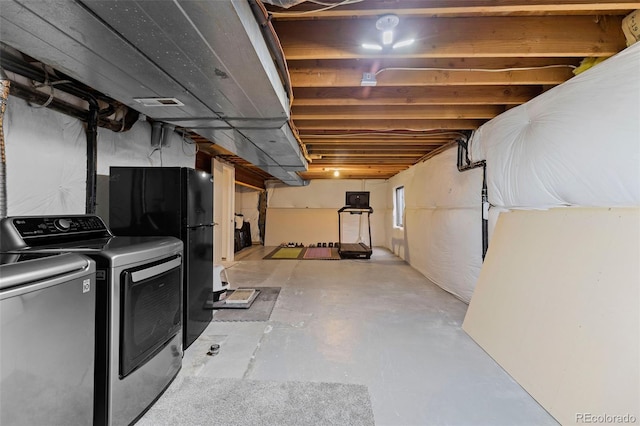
0, 252, 92, 291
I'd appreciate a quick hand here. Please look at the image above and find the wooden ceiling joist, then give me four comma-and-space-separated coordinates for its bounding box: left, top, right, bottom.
293, 105, 505, 120
188, 1, 634, 182
294, 119, 484, 131
289, 62, 577, 87
293, 85, 543, 106
274, 16, 626, 60
268, 1, 639, 19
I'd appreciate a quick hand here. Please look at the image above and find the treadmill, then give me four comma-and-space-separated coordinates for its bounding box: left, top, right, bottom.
337, 205, 374, 259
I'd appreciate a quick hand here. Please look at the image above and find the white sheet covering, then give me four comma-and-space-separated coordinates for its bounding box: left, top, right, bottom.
4, 95, 195, 216
387, 147, 483, 302
469, 42, 640, 209
97, 119, 196, 174
5, 96, 87, 215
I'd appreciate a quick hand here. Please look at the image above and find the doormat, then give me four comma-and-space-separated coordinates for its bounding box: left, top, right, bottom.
303, 247, 341, 260
210, 287, 280, 322
137, 376, 375, 426
264, 246, 305, 259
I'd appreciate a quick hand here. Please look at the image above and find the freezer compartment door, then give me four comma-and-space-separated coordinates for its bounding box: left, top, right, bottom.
184, 168, 213, 228
109, 167, 183, 236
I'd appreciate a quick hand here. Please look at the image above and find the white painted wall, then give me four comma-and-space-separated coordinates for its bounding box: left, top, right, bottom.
264, 179, 386, 247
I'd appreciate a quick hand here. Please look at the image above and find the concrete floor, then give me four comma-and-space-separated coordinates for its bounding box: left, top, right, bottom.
178, 246, 557, 425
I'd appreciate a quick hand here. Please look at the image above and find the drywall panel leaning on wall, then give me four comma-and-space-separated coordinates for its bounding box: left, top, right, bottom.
469, 42, 640, 209
463, 207, 640, 425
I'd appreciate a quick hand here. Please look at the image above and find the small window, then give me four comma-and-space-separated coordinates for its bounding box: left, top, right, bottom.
394, 186, 404, 228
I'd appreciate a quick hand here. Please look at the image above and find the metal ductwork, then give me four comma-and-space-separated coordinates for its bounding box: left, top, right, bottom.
0, 0, 308, 185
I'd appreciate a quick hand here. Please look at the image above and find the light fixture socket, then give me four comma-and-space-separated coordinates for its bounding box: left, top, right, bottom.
382, 30, 393, 45
376, 14, 399, 31
360, 72, 377, 86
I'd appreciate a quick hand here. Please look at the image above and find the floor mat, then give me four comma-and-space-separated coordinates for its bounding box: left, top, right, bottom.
263, 247, 305, 259
264, 246, 341, 260
210, 287, 280, 322
303, 247, 341, 260
137, 376, 375, 426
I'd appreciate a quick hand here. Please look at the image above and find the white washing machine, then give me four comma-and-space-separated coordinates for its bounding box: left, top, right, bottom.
0, 252, 96, 425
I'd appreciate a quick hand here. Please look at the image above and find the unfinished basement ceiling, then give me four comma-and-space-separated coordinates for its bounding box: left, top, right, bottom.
0, 1, 636, 185
263, 0, 635, 180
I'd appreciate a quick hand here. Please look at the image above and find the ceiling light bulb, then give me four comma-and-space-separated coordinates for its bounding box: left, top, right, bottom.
392, 39, 415, 49
362, 43, 383, 51
382, 30, 393, 45
333, 170, 340, 177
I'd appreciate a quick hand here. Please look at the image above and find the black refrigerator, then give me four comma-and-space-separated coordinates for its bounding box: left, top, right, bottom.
109, 167, 214, 349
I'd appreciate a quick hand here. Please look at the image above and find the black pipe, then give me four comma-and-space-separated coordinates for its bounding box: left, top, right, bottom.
8, 81, 133, 132
457, 138, 489, 260
481, 163, 489, 260
1, 52, 137, 131
85, 97, 98, 214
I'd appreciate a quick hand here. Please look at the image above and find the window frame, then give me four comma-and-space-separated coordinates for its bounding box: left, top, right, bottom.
394, 185, 405, 228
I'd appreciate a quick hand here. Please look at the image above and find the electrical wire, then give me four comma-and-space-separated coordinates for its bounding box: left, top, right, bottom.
307, 0, 362, 6
375, 64, 577, 76
180, 130, 199, 157
268, 0, 362, 16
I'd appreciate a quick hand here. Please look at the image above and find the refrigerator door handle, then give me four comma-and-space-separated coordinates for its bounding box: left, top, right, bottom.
187, 223, 216, 229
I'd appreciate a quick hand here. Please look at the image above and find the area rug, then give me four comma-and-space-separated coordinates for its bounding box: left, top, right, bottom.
137, 376, 375, 426
263, 246, 305, 259
211, 287, 280, 322
303, 247, 341, 260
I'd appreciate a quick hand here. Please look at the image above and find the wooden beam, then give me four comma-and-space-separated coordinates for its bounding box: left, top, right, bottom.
303, 139, 456, 145
289, 61, 577, 87
268, 1, 640, 19
293, 105, 504, 120
292, 85, 542, 106
299, 171, 401, 179
310, 151, 429, 157
294, 119, 484, 131
234, 166, 266, 190
274, 16, 626, 60
309, 146, 442, 152
312, 159, 426, 165
307, 145, 449, 151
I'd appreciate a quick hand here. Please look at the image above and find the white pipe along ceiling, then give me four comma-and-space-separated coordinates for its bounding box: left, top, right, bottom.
0, 0, 308, 185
